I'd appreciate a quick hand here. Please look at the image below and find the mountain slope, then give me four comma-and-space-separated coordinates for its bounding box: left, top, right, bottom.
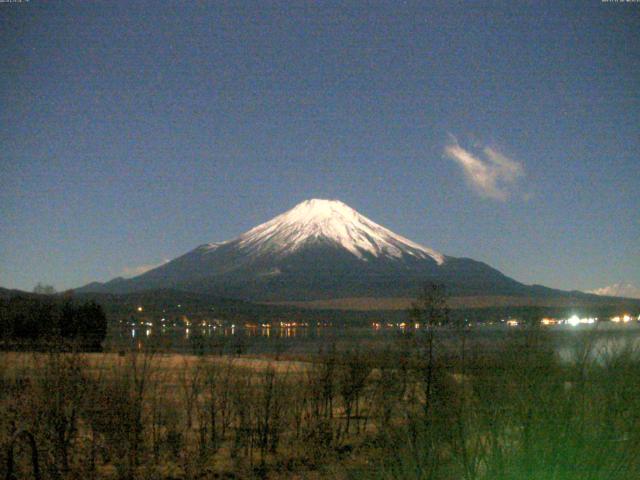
77, 199, 572, 301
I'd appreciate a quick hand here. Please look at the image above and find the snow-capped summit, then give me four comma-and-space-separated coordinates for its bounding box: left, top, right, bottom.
234, 199, 445, 264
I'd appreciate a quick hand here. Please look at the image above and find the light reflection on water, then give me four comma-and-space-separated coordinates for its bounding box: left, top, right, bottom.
115, 322, 640, 360
555, 328, 640, 364
124, 322, 640, 339
129, 325, 327, 338
125, 323, 332, 343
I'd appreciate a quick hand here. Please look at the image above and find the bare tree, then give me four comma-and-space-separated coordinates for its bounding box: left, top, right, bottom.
32, 283, 56, 295
409, 283, 450, 419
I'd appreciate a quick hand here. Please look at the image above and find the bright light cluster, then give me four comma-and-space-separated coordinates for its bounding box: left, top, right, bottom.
566, 315, 597, 326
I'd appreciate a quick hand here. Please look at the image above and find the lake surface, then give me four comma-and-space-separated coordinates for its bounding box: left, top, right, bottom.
105, 321, 640, 361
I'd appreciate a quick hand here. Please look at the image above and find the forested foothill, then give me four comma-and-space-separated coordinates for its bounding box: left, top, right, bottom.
0, 292, 107, 351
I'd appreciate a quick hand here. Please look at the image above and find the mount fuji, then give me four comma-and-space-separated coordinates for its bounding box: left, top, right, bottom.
77, 199, 570, 302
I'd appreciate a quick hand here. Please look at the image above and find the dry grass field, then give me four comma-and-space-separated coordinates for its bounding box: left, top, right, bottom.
0, 352, 311, 378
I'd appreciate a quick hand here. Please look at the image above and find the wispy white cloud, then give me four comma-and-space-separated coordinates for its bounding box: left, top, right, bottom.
587, 283, 640, 299
444, 136, 525, 201
120, 259, 169, 278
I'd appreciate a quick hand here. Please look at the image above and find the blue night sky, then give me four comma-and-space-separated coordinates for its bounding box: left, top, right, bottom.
1, 1, 638, 295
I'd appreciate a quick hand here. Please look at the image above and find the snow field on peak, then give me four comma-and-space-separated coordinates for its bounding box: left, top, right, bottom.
234, 199, 444, 264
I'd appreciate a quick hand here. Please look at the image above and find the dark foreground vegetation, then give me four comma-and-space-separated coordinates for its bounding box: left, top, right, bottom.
2, 325, 640, 479
1, 286, 639, 479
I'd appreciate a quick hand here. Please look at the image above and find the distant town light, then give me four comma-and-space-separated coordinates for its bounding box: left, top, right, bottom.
137, 306, 143, 312
564, 315, 596, 326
